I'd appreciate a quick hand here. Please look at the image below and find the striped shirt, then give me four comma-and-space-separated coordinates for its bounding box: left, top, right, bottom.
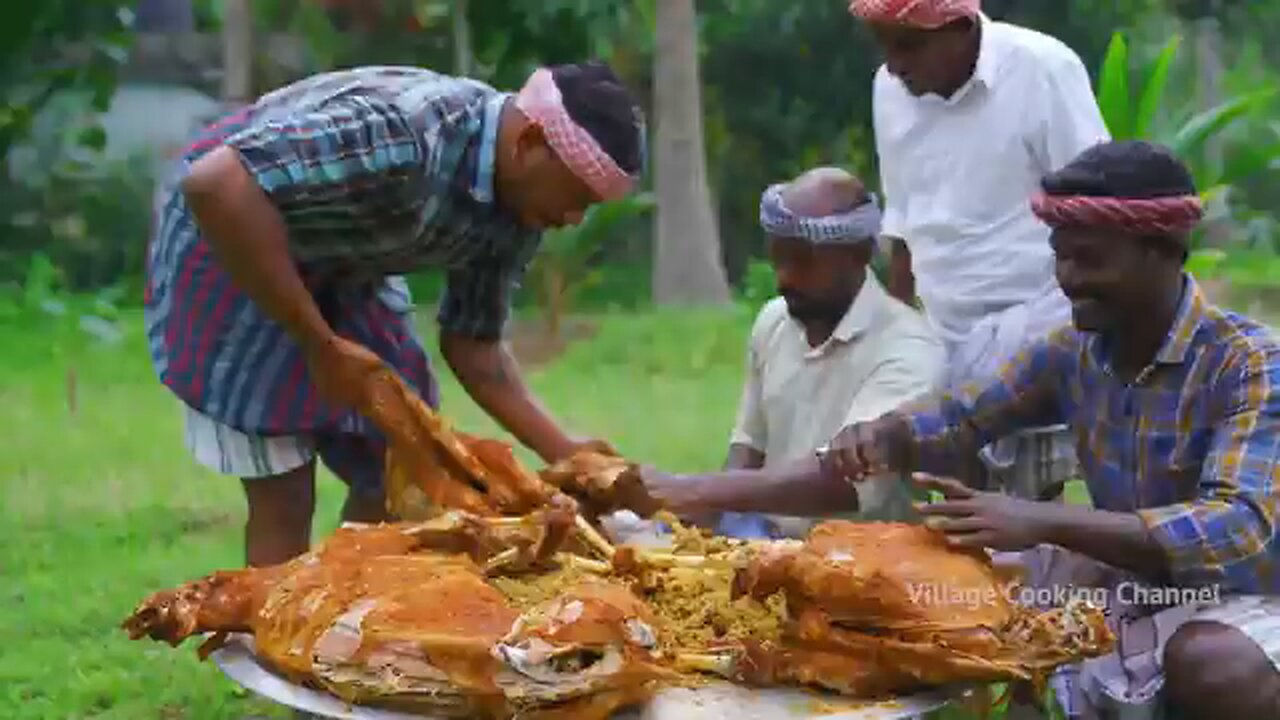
144, 67, 541, 437
904, 274, 1280, 595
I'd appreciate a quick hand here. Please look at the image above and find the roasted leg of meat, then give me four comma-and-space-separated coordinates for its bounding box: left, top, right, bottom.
122, 517, 665, 719
714, 521, 1114, 695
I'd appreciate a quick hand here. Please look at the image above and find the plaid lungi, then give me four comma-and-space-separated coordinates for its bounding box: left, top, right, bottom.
1010, 544, 1280, 719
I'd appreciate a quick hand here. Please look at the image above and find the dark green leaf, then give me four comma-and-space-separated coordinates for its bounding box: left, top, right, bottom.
1166, 90, 1277, 159
76, 126, 107, 151
1132, 36, 1179, 138
1096, 32, 1132, 139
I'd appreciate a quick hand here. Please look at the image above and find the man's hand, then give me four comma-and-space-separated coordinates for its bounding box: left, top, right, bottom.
913, 473, 1051, 552
564, 436, 618, 458
638, 466, 705, 514
305, 335, 388, 412
821, 414, 913, 483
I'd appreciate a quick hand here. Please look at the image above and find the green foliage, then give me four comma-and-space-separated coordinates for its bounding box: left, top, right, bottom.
0, 2, 134, 165
1096, 32, 1180, 140
739, 259, 776, 314
1, 152, 154, 293
1094, 28, 1280, 252
526, 193, 656, 337
1095, 28, 1276, 167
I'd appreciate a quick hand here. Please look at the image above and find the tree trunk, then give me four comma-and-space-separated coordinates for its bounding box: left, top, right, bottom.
652, 0, 732, 305
222, 0, 254, 102
452, 0, 473, 76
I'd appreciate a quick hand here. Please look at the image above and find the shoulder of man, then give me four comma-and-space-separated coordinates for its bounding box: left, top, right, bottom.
988, 20, 1091, 78
867, 285, 947, 370
1200, 305, 1280, 384
747, 297, 791, 353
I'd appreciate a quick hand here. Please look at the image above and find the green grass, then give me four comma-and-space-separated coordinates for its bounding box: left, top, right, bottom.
0, 305, 759, 719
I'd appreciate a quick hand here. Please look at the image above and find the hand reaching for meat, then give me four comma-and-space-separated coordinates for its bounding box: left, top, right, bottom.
539, 451, 664, 519
820, 414, 915, 483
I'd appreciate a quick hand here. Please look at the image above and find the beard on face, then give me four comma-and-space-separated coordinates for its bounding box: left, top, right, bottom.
781, 289, 853, 325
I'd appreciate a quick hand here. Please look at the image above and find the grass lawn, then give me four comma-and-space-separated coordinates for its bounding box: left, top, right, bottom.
1, 301, 1100, 719
1, 305, 766, 719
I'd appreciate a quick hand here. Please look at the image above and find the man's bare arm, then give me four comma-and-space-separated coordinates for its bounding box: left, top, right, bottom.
182, 146, 336, 353
1040, 505, 1169, 580
440, 332, 577, 463
885, 236, 916, 306
650, 456, 859, 517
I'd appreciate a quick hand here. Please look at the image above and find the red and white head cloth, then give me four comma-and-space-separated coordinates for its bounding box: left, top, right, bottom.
514, 68, 636, 203
1030, 193, 1204, 237
849, 0, 980, 29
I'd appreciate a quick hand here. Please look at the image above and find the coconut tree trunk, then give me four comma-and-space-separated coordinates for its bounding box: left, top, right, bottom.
652, 0, 732, 305
222, 0, 254, 102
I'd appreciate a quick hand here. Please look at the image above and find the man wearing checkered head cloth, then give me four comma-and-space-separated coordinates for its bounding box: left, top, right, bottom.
846, 0, 1111, 503
637, 167, 946, 538
144, 61, 645, 568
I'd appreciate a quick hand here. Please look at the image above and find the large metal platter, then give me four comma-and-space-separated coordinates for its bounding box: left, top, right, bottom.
210, 634, 962, 720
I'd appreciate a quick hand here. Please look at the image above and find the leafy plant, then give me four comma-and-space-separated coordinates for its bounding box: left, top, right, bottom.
526, 192, 656, 339
0, 2, 134, 169
1095, 30, 1279, 250
1096, 31, 1274, 159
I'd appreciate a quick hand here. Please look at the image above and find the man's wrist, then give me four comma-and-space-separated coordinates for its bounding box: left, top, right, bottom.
881, 413, 916, 470
1031, 501, 1074, 547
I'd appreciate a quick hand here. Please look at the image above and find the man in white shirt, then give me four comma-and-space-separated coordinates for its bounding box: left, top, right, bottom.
850, 0, 1111, 498
645, 167, 946, 537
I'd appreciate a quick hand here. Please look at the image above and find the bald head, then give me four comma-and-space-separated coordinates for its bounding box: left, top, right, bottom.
779, 167, 868, 219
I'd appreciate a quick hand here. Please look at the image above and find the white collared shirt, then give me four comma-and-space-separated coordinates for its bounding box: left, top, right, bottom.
872, 17, 1111, 346
729, 274, 946, 519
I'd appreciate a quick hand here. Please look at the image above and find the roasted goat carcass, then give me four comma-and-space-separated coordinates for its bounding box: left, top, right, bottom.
122, 515, 1116, 715
122, 512, 671, 720
673, 521, 1115, 698
123, 367, 1116, 714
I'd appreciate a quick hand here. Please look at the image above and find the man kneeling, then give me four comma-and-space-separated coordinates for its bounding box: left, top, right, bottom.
822, 140, 1280, 719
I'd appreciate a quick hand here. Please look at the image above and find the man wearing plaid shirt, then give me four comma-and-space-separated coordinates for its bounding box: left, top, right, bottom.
823, 140, 1280, 718
145, 62, 645, 568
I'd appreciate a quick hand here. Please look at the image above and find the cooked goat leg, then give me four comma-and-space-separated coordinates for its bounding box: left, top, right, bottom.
120, 568, 271, 647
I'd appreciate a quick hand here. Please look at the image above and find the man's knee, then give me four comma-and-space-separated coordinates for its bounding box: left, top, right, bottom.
1164, 619, 1280, 715
241, 462, 316, 528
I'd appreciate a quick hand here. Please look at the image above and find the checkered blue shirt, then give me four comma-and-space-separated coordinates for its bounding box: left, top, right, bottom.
144, 67, 540, 437
904, 274, 1280, 595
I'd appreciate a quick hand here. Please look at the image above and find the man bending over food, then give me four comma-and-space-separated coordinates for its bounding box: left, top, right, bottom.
145, 61, 644, 567
818, 140, 1280, 719
647, 167, 945, 538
